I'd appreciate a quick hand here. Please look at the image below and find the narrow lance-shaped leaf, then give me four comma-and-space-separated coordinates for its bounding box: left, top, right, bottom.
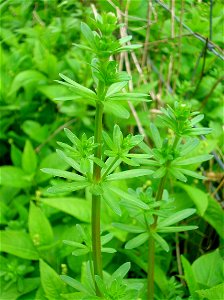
178, 168, 206, 179
56, 149, 81, 173
101, 233, 114, 245
173, 154, 213, 166
179, 138, 199, 156
56, 73, 97, 100
41, 168, 86, 181
169, 167, 187, 182
108, 93, 151, 102
106, 169, 153, 181
125, 232, 149, 249
157, 225, 198, 233
81, 22, 96, 48
64, 128, 79, 145
190, 114, 204, 126
61, 275, 91, 294
153, 166, 166, 179
157, 208, 196, 228
150, 123, 162, 149
152, 232, 169, 252
111, 262, 131, 281
108, 185, 149, 210
47, 181, 90, 194
104, 101, 130, 119
112, 223, 145, 233
106, 81, 128, 98
102, 192, 121, 216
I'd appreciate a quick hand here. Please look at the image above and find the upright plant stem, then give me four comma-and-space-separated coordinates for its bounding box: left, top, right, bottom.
92, 99, 104, 294
148, 136, 179, 299
147, 173, 167, 300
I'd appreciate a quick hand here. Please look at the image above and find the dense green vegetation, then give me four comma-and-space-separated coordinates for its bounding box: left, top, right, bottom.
0, 1, 223, 300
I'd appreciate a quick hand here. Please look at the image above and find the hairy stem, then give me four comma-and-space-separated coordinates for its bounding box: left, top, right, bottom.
92, 100, 104, 294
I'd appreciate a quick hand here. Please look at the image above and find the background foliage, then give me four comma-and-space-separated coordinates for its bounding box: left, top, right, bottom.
0, 0, 223, 299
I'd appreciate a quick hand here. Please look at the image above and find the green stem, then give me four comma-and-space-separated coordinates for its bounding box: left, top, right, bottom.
147, 234, 155, 300
147, 174, 167, 300
92, 100, 104, 295
147, 136, 180, 300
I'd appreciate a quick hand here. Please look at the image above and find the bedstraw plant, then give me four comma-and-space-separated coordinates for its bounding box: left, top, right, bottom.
42, 12, 150, 298
42, 12, 212, 300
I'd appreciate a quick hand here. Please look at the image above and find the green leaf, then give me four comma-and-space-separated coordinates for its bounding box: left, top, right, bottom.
119, 35, 132, 44
41, 168, 85, 181
111, 262, 131, 281
179, 138, 200, 156
112, 223, 145, 233
157, 225, 198, 233
169, 167, 187, 182
116, 44, 142, 52
158, 208, 196, 227
125, 232, 148, 249
181, 255, 198, 296
0, 166, 31, 188
47, 181, 89, 193
56, 149, 81, 173
64, 128, 79, 144
102, 131, 114, 150
36, 152, 69, 183
150, 123, 162, 149
152, 233, 169, 252
178, 168, 206, 180
0, 230, 39, 260
101, 247, 116, 253
28, 202, 54, 247
102, 191, 121, 216
0, 278, 40, 300
40, 197, 91, 222
63, 240, 86, 248
196, 283, 224, 300
81, 22, 96, 49
104, 101, 130, 119
61, 275, 90, 294
173, 154, 213, 166
8, 70, 47, 95
177, 183, 208, 216
40, 259, 64, 300
106, 81, 128, 98
106, 169, 153, 181
153, 166, 166, 179
108, 185, 149, 210
58, 73, 97, 100
192, 249, 224, 288
203, 196, 224, 239
101, 233, 114, 245
109, 93, 150, 102
190, 114, 204, 125
72, 248, 89, 256
10, 144, 22, 167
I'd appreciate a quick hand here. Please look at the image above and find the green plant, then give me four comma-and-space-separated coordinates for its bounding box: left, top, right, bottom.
0, 2, 222, 299
42, 12, 150, 298
113, 101, 212, 299
42, 9, 214, 298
